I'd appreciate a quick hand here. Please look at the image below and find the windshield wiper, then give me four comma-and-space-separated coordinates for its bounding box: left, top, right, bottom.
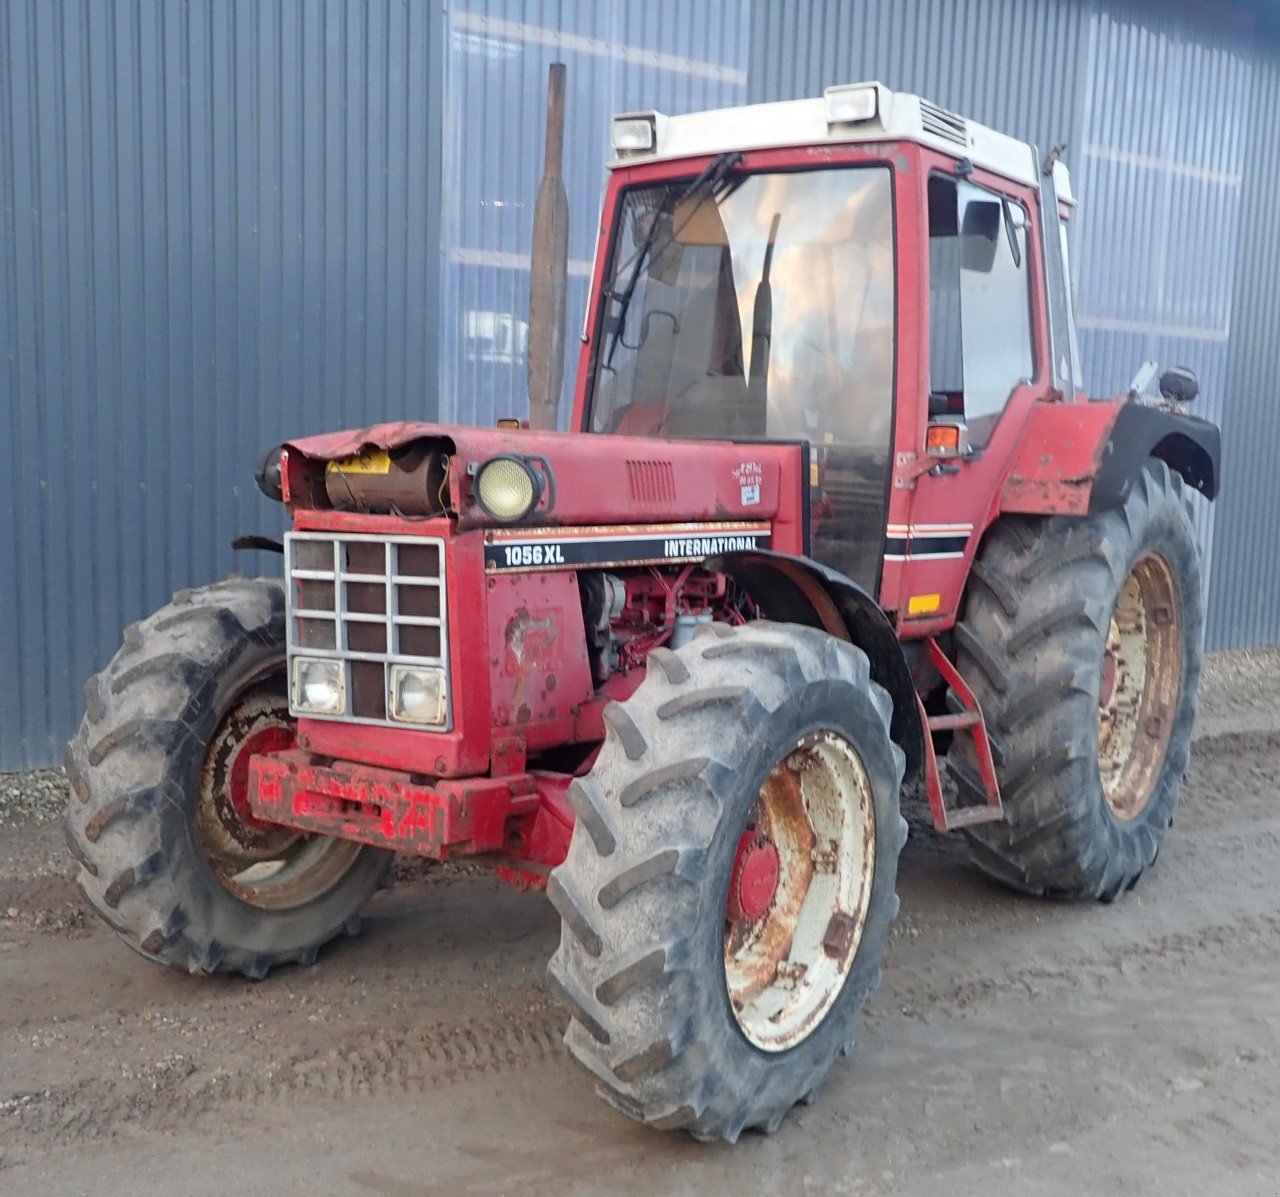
604, 151, 744, 369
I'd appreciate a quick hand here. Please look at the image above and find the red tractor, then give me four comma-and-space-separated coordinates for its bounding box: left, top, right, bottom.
66, 79, 1219, 1142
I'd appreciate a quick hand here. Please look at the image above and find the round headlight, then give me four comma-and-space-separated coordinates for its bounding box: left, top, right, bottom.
475, 456, 540, 521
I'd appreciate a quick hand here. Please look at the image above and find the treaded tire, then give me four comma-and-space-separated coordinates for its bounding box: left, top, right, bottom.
947, 460, 1203, 900
547, 622, 907, 1142
64, 577, 393, 977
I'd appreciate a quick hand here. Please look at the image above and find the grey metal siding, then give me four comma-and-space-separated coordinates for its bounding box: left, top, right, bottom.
1207, 55, 1280, 648
0, 0, 445, 769
439, 1, 750, 427
748, 0, 1089, 158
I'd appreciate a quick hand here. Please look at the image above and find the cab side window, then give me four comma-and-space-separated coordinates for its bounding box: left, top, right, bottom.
927, 174, 1034, 445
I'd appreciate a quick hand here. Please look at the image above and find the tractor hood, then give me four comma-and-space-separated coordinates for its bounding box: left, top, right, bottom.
280, 421, 796, 530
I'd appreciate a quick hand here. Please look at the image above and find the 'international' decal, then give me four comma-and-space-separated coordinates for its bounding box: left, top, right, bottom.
484, 524, 771, 572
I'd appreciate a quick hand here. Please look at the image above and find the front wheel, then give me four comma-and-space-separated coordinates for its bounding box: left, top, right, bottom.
547, 622, 906, 1142
64, 577, 393, 977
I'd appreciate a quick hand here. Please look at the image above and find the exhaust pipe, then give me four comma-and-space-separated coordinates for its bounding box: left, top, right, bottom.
527, 62, 569, 431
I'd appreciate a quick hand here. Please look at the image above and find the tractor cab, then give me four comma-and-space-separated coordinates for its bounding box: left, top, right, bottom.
578, 82, 1078, 602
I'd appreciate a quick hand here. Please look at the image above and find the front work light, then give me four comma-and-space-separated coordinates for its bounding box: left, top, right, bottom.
475, 455, 541, 521
824, 84, 879, 126
388, 665, 448, 726
611, 114, 656, 155
292, 657, 345, 715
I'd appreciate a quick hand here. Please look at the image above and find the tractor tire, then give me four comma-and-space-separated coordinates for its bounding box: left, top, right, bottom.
947, 460, 1203, 900
547, 622, 906, 1142
64, 576, 393, 977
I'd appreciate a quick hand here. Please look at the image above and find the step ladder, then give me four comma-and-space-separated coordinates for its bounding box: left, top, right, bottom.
917, 637, 1004, 832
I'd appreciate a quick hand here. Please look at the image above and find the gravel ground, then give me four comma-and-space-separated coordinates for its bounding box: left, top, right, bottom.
0, 770, 68, 827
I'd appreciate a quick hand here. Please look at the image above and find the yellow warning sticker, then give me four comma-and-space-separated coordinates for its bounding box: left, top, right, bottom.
326, 450, 392, 475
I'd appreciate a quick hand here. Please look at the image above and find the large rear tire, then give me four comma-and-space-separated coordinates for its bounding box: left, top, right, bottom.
547, 622, 906, 1142
64, 577, 393, 977
947, 460, 1203, 900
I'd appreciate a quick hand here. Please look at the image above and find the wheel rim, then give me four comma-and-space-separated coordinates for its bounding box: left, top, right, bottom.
1098, 552, 1182, 821
723, 730, 877, 1053
195, 683, 364, 910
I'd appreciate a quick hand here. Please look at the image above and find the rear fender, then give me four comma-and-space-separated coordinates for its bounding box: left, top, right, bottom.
705, 550, 924, 782
1089, 402, 1220, 511
1000, 399, 1219, 516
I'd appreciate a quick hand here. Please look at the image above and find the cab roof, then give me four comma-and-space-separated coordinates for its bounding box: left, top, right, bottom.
608, 81, 1041, 190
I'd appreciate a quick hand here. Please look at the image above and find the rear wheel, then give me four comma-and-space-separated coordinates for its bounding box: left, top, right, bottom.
947, 461, 1203, 899
64, 577, 393, 977
547, 622, 906, 1142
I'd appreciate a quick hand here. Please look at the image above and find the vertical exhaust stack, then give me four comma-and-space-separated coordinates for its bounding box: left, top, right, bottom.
527, 62, 570, 431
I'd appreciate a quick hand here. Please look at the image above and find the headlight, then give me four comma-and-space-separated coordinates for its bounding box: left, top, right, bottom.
475, 455, 541, 521
388, 665, 448, 726
292, 657, 345, 715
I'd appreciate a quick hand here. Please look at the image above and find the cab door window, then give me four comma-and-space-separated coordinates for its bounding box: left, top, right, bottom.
927, 175, 1034, 445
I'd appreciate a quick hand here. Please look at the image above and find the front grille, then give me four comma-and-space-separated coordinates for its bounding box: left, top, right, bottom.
285, 532, 450, 727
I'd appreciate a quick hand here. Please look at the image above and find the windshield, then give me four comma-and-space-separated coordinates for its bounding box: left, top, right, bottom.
586, 165, 896, 590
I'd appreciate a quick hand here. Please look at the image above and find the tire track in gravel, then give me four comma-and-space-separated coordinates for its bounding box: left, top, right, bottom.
889, 909, 1280, 1021
0, 1004, 568, 1163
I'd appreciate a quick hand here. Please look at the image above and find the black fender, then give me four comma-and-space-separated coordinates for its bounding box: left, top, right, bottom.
1089, 403, 1220, 512
704, 549, 924, 783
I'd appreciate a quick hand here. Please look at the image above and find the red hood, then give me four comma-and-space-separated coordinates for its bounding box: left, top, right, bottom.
282, 421, 797, 530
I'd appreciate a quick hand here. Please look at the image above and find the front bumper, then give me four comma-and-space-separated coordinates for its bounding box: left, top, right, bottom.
247, 749, 539, 858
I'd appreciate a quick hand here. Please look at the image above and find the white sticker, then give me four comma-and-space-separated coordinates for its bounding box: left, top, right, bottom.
732, 461, 764, 507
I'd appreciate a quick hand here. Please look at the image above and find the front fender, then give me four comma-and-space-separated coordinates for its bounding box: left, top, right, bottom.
704, 549, 924, 782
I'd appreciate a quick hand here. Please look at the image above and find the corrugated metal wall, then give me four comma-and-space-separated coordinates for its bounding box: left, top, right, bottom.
1206, 54, 1280, 647
0, 0, 444, 769
750, 0, 1277, 649
439, 1, 750, 427
3, 0, 1277, 767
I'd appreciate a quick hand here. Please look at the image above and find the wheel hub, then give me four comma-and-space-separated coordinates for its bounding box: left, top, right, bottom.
723, 730, 877, 1053
726, 832, 781, 925
1097, 552, 1181, 821
195, 682, 363, 910
197, 693, 302, 865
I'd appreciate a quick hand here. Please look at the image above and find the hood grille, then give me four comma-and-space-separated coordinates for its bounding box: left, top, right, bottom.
627, 459, 676, 504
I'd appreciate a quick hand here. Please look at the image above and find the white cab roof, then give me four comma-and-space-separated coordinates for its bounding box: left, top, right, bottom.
609, 82, 1040, 189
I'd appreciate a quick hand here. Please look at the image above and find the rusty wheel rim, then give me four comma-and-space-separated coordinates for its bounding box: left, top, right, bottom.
1098, 553, 1181, 821
723, 730, 877, 1053
195, 684, 363, 910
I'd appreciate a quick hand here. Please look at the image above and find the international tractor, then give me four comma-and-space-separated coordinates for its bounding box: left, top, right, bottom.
66, 77, 1220, 1142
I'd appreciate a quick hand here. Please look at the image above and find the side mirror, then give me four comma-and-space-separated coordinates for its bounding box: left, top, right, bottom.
1159, 366, 1199, 405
